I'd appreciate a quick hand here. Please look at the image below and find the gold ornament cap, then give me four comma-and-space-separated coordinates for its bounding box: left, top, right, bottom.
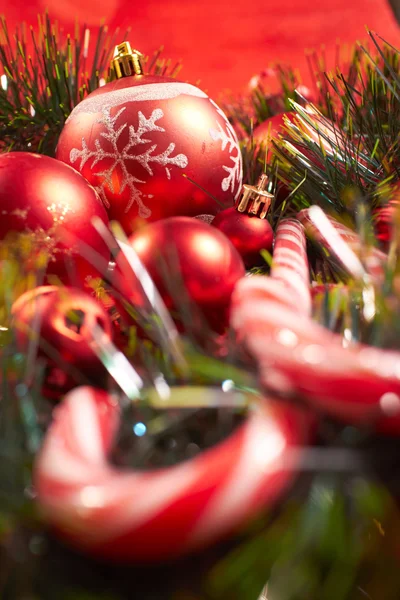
236, 174, 274, 219
111, 41, 144, 78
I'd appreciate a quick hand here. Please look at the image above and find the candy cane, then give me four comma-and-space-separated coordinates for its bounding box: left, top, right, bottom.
232, 219, 311, 319
232, 220, 311, 343
35, 386, 309, 563
298, 207, 387, 282
270, 219, 311, 316
231, 276, 400, 429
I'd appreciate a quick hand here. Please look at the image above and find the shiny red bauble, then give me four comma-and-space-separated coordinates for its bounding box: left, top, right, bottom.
0, 152, 109, 285
12, 286, 112, 399
127, 217, 245, 330
56, 74, 243, 235
212, 208, 274, 267
374, 205, 394, 247
374, 184, 400, 248
253, 112, 296, 146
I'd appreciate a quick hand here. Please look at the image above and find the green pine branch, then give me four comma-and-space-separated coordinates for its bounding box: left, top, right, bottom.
274, 32, 400, 216
0, 15, 182, 155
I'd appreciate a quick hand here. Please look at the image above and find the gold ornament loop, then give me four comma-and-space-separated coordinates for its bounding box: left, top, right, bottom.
236, 174, 274, 219
111, 41, 144, 79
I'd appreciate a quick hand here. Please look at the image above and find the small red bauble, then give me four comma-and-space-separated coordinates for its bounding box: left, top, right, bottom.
12, 286, 112, 399
374, 205, 393, 245
56, 63, 243, 235
248, 67, 283, 94
127, 216, 245, 329
35, 385, 310, 562
212, 175, 275, 267
374, 183, 400, 247
213, 208, 274, 267
0, 152, 109, 286
253, 112, 296, 146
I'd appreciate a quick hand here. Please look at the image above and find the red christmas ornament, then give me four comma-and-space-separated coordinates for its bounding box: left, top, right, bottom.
373, 182, 400, 247
35, 385, 310, 562
253, 110, 341, 167
248, 67, 284, 95
253, 112, 296, 147
253, 110, 342, 174
56, 42, 243, 236
12, 286, 112, 399
285, 110, 368, 179
212, 174, 275, 267
374, 205, 393, 245
248, 67, 315, 113
0, 152, 109, 286
194, 214, 215, 225
127, 216, 245, 330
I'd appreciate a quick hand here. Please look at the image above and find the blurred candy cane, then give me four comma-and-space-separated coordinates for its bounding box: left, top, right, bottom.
233, 218, 311, 321
231, 277, 400, 429
298, 207, 387, 282
35, 386, 309, 563
270, 218, 311, 316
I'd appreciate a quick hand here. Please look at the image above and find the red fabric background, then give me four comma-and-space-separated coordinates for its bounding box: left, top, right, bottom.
1, 0, 400, 96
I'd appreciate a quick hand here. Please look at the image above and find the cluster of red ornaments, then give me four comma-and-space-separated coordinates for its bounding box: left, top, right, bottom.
4, 45, 282, 563
7, 43, 400, 568
2, 42, 280, 335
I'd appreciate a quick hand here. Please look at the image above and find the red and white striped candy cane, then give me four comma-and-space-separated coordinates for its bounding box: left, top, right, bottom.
35, 386, 309, 563
231, 277, 400, 429
298, 208, 387, 282
270, 218, 311, 316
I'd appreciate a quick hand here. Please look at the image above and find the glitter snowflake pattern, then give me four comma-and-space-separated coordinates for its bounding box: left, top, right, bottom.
70, 106, 189, 218
209, 101, 243, 200
194, 214, 215, 225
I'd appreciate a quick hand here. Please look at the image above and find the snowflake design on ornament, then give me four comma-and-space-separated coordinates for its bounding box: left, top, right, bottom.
70, 106, 189, 218
194, 214, 215, 225
209, 101, 243, 201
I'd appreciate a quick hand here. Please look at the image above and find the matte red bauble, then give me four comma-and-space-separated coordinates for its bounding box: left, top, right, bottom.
56, 46, 242, 235
212, 175, 275, 267
128, 217, 245, 329
0, 152, 109, 286
12, 286, 112, 399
